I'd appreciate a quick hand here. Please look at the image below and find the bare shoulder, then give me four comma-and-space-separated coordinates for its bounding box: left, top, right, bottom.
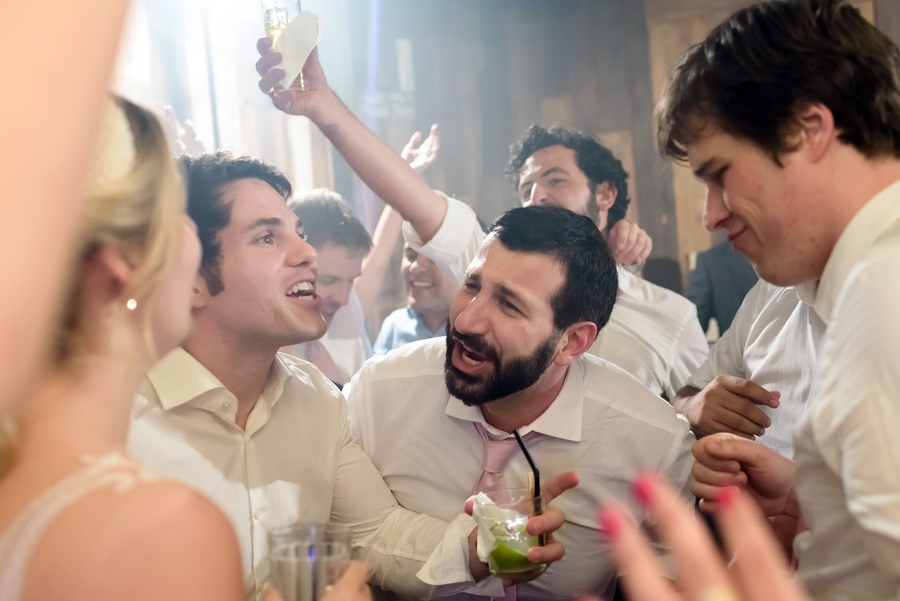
24, 479, 244, 601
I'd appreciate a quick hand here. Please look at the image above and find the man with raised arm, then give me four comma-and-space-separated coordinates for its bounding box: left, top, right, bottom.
255, 44, 707, 400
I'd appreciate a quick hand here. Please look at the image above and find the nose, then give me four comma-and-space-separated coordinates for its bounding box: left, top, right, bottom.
703, 185, 731, 232
522, 182, 548, 207
452, 292, 489, 336
410, 254, 436, 275
288, 234, 317, 267
333, 281, 353, 307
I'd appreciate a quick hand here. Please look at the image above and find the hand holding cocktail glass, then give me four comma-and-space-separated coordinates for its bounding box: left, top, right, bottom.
468, 430, 577, 586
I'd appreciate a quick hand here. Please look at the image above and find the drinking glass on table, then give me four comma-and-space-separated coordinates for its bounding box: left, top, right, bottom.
267, 523, 353, 601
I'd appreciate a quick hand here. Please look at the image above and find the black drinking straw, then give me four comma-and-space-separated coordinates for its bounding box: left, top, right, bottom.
513, 429, 541, 516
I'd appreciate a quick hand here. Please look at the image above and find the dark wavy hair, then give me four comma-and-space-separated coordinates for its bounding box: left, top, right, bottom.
656, 0, 900, 164
180, 152, 292, 295
488, 205, 617, 335
506, 124, 631, 229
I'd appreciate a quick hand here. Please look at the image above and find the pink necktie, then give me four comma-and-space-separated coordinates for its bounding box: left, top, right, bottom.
471, 422, 533, 601
305, 340, 344, 385
472, 422, 522, 495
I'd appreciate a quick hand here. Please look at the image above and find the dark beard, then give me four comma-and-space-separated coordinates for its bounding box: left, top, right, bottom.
444, 328, 560, 406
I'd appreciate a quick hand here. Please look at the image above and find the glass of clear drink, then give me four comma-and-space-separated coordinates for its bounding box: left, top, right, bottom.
474, 488, 547, 578
261, 0, 301, 46
267, 523, 353, 601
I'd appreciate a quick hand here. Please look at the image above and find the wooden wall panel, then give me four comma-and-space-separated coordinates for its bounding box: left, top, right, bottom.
326, 0, 898, 322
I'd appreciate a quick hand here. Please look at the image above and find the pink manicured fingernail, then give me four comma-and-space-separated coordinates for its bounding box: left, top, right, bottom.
598, 506, 624, 540
716, 486, 740, 509
632, 474, 657, 507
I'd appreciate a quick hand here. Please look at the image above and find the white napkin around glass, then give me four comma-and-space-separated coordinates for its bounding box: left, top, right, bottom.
472, 492, 525, 563
273, 10, 326, 88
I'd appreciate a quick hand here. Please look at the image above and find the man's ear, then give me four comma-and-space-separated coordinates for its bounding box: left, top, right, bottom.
594, 181, 617, 212
794, 102, 836, 163
192, 273, 210, 310
552, 321, 598, 367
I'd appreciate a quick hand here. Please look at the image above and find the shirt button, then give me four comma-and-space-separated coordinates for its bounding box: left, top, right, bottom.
254, 509, 262, 519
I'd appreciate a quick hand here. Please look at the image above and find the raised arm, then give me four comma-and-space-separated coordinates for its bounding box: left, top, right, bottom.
255, 41, 447, 244
356, 127, 441, 311
0, 0, 131, 413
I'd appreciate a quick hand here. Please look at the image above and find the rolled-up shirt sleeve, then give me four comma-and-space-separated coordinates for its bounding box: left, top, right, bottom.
401, 192, 486, 287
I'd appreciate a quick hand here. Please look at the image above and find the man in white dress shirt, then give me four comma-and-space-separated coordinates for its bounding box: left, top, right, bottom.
127, 152, 568, 600
287, 189, 373, 386
346, 206, 695, 601
660, 1, 900, 598
674, 281, 826, 458
505, 125, 709, 399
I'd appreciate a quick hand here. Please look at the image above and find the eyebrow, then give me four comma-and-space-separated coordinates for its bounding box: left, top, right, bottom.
518, 166, 568, 190
496, 283, 530, 310
246, 216, 302, 232
692, 158, 719, 181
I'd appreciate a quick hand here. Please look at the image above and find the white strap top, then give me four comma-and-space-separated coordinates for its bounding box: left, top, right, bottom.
0, 453, 153, 600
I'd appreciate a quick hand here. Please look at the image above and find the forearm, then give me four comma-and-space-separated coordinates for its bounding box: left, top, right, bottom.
308, 92, 447, 243
356, 206, 403, 310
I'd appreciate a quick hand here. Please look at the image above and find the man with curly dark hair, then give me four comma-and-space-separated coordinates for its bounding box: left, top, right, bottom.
499, 124, 708, 399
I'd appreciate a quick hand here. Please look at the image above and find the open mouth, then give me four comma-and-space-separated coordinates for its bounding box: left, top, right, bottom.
286, 281, 315, 298
410, 280, 435, 289
459, 342, 488, 365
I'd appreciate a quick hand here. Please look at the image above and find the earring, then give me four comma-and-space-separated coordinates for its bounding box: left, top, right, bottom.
126, 298, 138, 311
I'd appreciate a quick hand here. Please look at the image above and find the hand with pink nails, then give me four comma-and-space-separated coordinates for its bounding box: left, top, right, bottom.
595, 474, 810, 601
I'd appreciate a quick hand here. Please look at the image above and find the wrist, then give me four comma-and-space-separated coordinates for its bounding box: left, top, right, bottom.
468, 528, 490, 582
309, 89, 349, 132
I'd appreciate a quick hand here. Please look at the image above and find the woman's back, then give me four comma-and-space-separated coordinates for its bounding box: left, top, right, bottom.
0, 447, 244, 601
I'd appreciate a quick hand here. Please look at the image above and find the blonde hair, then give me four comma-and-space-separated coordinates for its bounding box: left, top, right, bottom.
57, 96, 186, 361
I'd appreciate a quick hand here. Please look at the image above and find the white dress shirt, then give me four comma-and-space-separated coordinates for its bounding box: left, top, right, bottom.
593, 268, 709, 399
291, 290, 373, 385
403, 194, 708, 398
791, 178, 900, 600
345, 338, 696, 601
128, 348, 477, 600
686, 280, 826, 457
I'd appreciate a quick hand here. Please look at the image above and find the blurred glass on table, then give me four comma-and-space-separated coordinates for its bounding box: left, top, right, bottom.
267, 523, 353, 601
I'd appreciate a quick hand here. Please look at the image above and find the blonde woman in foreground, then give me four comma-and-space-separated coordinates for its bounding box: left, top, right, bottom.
0, 96, 245, 601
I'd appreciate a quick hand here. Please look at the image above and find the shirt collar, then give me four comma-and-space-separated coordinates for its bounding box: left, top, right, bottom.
147, 347, 293, 411
443, 359, 585, 442
811, 177, 900, 323
615, 267, 640, 299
